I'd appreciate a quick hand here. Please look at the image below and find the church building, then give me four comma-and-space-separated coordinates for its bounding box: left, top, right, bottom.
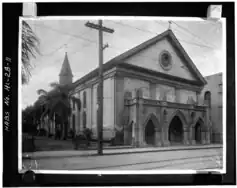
59, 29, 212, 147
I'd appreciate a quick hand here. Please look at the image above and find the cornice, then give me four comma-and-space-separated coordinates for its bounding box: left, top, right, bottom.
116, 66, 203, 92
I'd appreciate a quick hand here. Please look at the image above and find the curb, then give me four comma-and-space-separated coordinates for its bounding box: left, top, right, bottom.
25, 145, 223, 160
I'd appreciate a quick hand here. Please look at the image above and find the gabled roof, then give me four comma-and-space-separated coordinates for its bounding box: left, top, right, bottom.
59, 52, 73, 77
72, 29, 207, 88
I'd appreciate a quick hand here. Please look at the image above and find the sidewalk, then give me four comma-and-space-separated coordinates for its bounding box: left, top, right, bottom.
23, 144, 222, 160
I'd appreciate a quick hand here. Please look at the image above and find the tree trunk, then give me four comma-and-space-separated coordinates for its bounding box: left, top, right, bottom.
64, 120, 68, 140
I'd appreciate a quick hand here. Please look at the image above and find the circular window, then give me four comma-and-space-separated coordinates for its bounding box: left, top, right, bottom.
159, 51, 172, 70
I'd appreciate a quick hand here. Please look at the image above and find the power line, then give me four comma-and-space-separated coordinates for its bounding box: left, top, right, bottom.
34, 23, 97, 45
110, 20, 157, 35
34, 21, 210, 68
40, 36, 73, 56
170, 21, 218, 49
155, 21, 215, 50
112, 20, 215, 50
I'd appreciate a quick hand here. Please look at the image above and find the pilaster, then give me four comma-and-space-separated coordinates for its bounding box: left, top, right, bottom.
189, 125, 196, 145
201, 127, 207, 144
205, 127, 211, 144
183, 126, 190, 145
162, 126, 170, 147
154, 127, 162, 147
124, 126, 130, 145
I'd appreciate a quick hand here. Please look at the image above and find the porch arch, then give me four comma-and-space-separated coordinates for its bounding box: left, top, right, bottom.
167, 110, 188, 127
192, 117, 205, 143
143, 113, 161, 131
167, 110, 188, 145
143, 113, 161, 145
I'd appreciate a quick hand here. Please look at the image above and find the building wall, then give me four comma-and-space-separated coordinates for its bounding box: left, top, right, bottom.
123, 76, 197, 104
124, 38, 196, 81
86, 77, 115, 139
178, 89, 197, 104
156, 84, 176, 102
199, 72, 223, 143
124, 77, 150, 98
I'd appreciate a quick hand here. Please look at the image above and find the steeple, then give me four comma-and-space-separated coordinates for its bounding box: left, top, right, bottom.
59, 52, 73, 85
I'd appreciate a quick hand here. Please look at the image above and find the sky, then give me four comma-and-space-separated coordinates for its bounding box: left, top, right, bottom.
21, 17, 224, 109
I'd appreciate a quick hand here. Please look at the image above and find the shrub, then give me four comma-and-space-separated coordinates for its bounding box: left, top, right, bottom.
72, 134, 88, 150
83, 128, 93, 141
68, 129, 75, 139
38, 128, 47, 136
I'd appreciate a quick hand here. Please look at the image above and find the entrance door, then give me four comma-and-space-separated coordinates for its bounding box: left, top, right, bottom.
168, 116, 183, 145
195, 122, 202, 143
145, 120, 155, 145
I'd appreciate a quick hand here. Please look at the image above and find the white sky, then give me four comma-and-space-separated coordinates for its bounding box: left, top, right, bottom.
21, 18, 224, 109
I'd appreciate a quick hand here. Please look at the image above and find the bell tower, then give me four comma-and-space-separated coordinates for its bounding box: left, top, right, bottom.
59, 52, 73, 85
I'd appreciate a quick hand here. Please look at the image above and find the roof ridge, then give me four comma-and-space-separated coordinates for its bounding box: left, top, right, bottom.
72, 29, 206, 88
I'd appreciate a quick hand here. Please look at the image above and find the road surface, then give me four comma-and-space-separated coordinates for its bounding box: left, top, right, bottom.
25, 148, 223, 171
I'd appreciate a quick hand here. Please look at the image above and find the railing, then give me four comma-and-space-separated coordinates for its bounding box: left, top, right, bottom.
125, 97, 206, 111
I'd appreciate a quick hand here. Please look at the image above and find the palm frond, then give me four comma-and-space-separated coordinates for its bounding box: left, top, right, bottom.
21, 20, 40, 85
37, 89, 48, 96
49, 82, 60, 89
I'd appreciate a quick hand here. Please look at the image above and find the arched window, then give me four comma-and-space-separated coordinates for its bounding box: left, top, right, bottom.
83, 91, 87, 108
72, 100, 75, 110
72, 114, 75, 131
204, 91, 211, 107
83, 111, 87, 129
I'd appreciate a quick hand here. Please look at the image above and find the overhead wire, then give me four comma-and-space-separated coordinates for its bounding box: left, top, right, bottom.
33, 20, 212, 69
111, 20, 216, 50
170, 21, 218, 49
34, 23, 97, 45
154, 20, 216, 50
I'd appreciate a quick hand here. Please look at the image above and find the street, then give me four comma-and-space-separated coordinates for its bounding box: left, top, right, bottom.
28, 148, 222, 171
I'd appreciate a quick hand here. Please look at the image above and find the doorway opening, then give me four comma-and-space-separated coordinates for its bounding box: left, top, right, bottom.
168, 116, 183, 145
145, 120, 155, 145
194, 121, 202, 143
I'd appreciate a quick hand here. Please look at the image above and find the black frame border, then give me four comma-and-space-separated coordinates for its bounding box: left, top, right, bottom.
2, 2, 235, 186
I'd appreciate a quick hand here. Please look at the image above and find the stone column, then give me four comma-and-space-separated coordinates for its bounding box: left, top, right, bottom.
189, 125, 196, 145
131, 122, 136, 146
162, 126, 170, 147
206, 127, 211, 144
201, 127, 206, 145
154, 127, 162, 147
124, 126, 130, 145
183, 126, 190, 145
134, 126, 140, 147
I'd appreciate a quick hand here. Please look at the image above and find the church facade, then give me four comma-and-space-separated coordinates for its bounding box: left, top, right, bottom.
61, 29, 212, 147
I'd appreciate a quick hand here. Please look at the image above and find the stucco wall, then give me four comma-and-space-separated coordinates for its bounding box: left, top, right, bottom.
156, 84, 176, 102
124, 77, 150, 98
123, 76, 197, 105
177, 89, 197, 104
115, 77, 125, 128
124, 38, 196, 81
199, 73, 223, 142
91, 78, 115, 139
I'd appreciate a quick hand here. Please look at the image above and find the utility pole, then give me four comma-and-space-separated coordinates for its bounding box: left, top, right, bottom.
85, 20, 114, 155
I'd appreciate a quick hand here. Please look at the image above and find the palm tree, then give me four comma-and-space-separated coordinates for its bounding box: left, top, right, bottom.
22, 20, 40, 84
37, 82, 81, 139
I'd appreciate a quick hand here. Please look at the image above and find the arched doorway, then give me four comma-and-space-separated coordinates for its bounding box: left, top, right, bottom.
168, 116, 183, 145
194, 119, 203, 143
145, 120, 155, 145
